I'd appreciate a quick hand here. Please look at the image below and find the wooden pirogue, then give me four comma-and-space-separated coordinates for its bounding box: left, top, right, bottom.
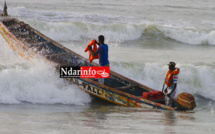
0, 18, 196, 111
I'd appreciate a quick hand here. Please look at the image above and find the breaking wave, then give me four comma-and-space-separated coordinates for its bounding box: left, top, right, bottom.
0, 35, 91, 104
27, 19, 215, 46
9, 6, 215, 45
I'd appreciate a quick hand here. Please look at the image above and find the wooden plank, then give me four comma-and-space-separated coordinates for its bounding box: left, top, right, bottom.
13, 31, 29, 36
46, 52, 69, 57
116, 85, 138, 90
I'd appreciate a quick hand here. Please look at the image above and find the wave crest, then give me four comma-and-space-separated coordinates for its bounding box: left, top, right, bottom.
29, 20, 215, 46
9, 6, 215, 45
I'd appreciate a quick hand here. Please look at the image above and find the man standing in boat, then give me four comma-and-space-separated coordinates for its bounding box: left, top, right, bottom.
163, 61, 180, 107
88, 35, 109, 84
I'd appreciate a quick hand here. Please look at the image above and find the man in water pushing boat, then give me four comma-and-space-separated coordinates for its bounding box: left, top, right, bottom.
163, 61, 180, 107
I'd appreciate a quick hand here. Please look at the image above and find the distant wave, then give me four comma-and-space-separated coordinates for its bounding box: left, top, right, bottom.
9, 6, 215, 46
29, 21, 215, 46
158, 27, 215, 45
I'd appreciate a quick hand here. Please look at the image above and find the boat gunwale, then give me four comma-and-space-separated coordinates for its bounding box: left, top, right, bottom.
2, 18, 155, 91
0, 18, 175, 111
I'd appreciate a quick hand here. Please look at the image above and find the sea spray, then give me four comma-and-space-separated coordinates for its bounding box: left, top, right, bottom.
0, 60, 91, 104
0, 32, 91, 105
209, 101, 214, 114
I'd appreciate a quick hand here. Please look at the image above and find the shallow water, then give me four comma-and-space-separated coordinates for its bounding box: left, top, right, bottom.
0, 102, 214, 134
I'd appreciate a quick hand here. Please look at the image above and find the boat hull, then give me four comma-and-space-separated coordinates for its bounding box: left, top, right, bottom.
0, 18, 193, 111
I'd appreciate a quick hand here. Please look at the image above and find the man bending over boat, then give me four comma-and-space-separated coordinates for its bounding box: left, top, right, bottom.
163, 61, 180, 107
88, 35, 109, 84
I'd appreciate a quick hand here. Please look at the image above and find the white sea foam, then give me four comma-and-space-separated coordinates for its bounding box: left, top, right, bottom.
0, 35, 91, 104
0, 62, 91, 104
31, 22, 144, 42
161, 27, 215, 45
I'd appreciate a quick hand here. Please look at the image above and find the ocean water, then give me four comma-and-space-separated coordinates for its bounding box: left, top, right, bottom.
0, 0, 215, 133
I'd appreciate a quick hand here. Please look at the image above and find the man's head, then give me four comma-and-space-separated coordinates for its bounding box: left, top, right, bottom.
98, 35, 105, 45
168, 61, 176, 71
